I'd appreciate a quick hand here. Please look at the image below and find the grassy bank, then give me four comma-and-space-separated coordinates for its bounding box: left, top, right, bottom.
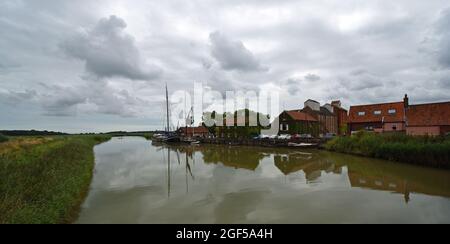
0, 135, 110, 224
0, 133, 8, 143
325, 132, 450, 169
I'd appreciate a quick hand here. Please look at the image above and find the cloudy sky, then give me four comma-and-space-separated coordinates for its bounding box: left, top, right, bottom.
1, 0, 450, 133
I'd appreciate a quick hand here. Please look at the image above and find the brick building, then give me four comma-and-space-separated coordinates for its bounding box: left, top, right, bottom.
276, 110, 319, 136
177, 126, 210, 138
406, 102, 450, 136
301, 99, 339, 135
331, 100, 349, 135
348, 97, 407, 134
348, 94, 450, 136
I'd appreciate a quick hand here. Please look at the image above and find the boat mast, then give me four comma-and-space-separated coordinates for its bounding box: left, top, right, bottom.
192, 106, 195, 137
166, 83, 170, 133
185, 91, 187, 138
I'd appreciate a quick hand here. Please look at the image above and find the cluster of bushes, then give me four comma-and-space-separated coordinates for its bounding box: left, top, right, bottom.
0, 134, 9, 143
325, 132, 450, 169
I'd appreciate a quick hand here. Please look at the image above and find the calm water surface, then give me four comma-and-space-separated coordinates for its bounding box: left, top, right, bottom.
76, 137, 450, 224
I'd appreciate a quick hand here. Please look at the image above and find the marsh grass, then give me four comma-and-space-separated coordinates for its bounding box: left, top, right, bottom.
0, 135, 110, 224
0, 134, 8, 143
325, 132, 450, 169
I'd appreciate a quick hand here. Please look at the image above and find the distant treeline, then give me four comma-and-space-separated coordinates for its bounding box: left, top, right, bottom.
102, 131, 156, 140
0, 130, 68, 136
104, 131, 157, 135
0, 130, 159, 139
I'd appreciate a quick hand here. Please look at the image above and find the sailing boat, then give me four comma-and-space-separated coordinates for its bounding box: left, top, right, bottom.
162, 84, 180, 143
180, 106, 200, 144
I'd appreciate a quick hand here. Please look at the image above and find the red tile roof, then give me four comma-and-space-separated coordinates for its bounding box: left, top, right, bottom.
407, 102, 450, 126
286, 110, 318, 122
349, 102, 405, 123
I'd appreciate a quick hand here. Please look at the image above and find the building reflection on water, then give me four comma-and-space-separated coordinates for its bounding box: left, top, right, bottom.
274, 153, 341, 182
152, 143, 450, 203
347, 173, 411, 203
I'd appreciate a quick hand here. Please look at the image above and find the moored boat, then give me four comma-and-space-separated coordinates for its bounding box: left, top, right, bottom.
288, 142, 318, 148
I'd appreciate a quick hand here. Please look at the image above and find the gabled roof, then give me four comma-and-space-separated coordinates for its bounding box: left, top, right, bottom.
301, 106, 335, 116
349, 101, 405, 123
407, 102, 450, 126
285, 110, 317, 122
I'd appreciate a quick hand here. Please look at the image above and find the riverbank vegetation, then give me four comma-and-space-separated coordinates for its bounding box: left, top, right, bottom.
325, 132, 450, 169
0, 135, 111, 224
0, 134, 8, 143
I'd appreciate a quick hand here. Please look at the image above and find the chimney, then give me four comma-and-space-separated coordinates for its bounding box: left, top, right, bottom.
403, 94, 409, 108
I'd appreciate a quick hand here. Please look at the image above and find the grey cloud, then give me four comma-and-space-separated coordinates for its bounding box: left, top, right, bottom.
439, 76, 450, 88
202, 58, 213, 70
209, 31, 266, 72
0, 89, 37, 105
436, 8, 450, 68
0, 58, 20, 70
39, 85, 88, 116
87, 85, 147, 118
304, 74, 321, 82
350, 69, 369, 76
338, 73, 384, 91
0, 86, 82, 117
204, 69, 236, 95
2, 82, 149, 118
408, 87, 450, 104
286, 78, 301, 95
358, 15, 417, 38
61, 15, 162, 81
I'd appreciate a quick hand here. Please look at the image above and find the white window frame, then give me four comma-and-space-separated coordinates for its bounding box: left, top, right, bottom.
374, 110, 382, 115
388, 109, 396, 114
280, 123, 289, 131
358, 111, 365, 116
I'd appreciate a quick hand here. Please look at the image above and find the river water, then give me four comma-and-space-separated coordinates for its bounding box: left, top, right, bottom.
76, 137, 450, 224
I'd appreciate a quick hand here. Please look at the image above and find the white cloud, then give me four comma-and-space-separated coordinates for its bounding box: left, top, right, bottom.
61, 15, 162, 81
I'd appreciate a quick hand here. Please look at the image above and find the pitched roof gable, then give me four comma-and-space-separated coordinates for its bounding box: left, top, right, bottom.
286, 110, 318, 122
349, 101, 405, 123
